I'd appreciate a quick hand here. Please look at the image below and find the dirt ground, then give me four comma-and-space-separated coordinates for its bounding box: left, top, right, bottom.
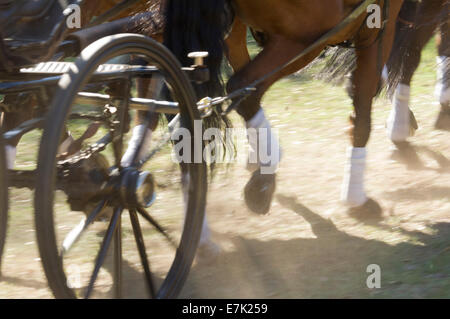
0, 41, 449, 299
180, 94, 450, 299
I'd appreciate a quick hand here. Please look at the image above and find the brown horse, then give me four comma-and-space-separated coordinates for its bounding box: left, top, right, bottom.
163, 0, 404, 219
2, 1, 403, 221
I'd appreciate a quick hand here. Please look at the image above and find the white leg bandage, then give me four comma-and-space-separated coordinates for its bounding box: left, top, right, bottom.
121, 125, 152, 167
387, 84, 411, 142
5, 145, 16, 170
182, 172, 211, 245
57, 134, 75, 156
246, 108, 281, 174
341, 147, 368, 207
436, 56, 450, 105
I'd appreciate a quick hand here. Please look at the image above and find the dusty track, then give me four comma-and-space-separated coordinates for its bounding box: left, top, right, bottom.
1, 43, 449, 299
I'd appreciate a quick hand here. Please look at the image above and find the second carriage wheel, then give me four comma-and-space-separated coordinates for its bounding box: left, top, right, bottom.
35, 34, 207, 298
0, 130, 7, 277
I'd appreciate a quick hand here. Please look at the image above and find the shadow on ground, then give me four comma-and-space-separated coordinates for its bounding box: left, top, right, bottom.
182, 195, 450, 299
391, 142, 450, 172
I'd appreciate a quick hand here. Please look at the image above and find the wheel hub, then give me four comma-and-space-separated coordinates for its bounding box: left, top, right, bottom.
119, 168, 155, 209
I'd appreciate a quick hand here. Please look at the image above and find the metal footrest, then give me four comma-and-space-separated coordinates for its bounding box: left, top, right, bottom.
20, 61, 156, 75
0, 62, 158, 93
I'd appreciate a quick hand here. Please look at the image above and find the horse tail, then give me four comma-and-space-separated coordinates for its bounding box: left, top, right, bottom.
385, 0, 431, 96
163, 0, 230, 98
163, 0, 235, 172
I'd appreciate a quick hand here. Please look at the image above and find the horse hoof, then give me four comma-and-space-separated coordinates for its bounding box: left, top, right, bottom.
347, 198, 383, 223
244, 170, 276, 215
434, 106, 450, 131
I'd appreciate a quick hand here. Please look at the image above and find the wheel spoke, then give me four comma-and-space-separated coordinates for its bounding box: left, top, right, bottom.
0, 132, 7, 278
136, 114, 180, 169
129, 209, 156, 298
136, 206, 177, 248
113, 213, 122, 299
111, 79, 131, 168
130, 120, 152, 168
84, 206, 122, 299
61, 200, 107, 257
130, 75, 165, 168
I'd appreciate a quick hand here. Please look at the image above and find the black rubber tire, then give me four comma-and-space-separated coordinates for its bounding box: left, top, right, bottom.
34, 34, 207, 298
0, 132, 7, 278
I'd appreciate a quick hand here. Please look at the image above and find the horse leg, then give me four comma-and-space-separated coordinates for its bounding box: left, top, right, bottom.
181, 18, 255, 261
343, 0, 403, 215
342, 45, 378, 210
225, 17, 251, 73
183, 18, 254, 261
120, 76, 161, 167
1, 112, 19, 169
227, 35, 325, 214
118, 75, 223, 259
435, 11, 450, 130
387, 0, 446, 141
128, 75, 219, 261
226, 17, 265, 172
1, 94, 37, 169
386, 23, 437, 143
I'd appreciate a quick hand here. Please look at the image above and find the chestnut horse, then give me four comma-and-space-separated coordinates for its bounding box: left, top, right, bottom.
164, 0, 404, 219
2, 1, 403, 223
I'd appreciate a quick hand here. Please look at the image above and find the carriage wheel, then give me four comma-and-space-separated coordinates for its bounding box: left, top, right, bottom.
0, 131, 7, 277
35, 34, 207, 298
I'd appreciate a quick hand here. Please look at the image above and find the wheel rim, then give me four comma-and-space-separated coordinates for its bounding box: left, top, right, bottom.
0, 131, 7, 277
35, 35, 206, 299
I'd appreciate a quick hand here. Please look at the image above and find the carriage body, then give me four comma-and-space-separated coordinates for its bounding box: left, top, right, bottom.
0, 0, 210, 298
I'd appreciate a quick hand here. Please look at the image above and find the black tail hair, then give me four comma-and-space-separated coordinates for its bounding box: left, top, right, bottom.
163, 0, 230, 99
163, 0, 235, 173
386, 0, 449, 96
385, 0, 422, 97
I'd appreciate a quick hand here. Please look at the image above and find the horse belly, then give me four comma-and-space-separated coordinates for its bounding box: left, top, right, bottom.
233, 0, 349, 43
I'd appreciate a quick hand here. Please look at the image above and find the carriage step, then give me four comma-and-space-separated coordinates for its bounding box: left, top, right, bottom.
19, 61, 209, 83
0, 62, 158, 93
1, 61, 207, 94
20, 62, 153, 75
